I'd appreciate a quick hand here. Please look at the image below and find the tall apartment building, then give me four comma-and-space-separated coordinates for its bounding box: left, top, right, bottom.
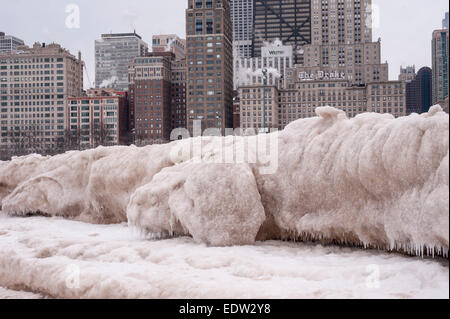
68, 89, 129, 150
152, 34, 186, 61
186, 0, 234, 134
95, 32, 148, 91
234, 41, 293, 89
432, 28, 449, 105
230, 0, 253, 59
405, 67, 432, 115
0, 32, 25, 55
399, 65, 416, 82
298, 0, 388, 86
128, 52, 175, 145
252, 0, 312, 64
0, 42, 84, 157
171, 58, 187, 129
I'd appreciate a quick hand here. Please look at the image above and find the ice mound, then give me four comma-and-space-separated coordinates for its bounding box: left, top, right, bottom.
0, 106, 448, 256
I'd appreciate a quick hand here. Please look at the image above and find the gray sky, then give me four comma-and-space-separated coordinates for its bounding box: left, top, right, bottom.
1, 0, 448, 89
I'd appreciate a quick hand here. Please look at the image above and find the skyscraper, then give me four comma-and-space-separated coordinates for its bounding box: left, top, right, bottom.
95, 32, 148, 91
0, 32, 24, 55
299, 0, 388, 86
252, 0, 311, 64
230, 0, 253, 59
405, 67, 432, 115
186, 0, 234, 134
128, 52, 174, 145
443, 12, 449, 29
432, 28, 449, 105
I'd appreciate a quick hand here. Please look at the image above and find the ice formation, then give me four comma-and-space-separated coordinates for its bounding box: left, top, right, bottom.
0, 216, 448, 299
0, 106, 448, 256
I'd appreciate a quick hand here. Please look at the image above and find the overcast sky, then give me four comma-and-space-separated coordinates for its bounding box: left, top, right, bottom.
1, 0, 448, 89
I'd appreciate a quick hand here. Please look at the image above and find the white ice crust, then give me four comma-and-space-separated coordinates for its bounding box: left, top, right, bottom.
1, 106, 448, 256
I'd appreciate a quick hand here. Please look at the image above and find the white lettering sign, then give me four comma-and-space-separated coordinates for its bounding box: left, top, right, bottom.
299, 71, 346, 81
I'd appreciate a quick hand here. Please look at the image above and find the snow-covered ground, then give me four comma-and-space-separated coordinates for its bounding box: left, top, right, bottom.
0, 214, 448, 299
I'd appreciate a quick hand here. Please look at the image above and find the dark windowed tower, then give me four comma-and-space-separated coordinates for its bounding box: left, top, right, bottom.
252, 0, 312, 64
405, 67, 432, 115
186, 0, 234, 134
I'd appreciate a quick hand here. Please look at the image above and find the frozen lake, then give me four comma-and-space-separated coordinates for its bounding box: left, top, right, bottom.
0, 214, 448, 299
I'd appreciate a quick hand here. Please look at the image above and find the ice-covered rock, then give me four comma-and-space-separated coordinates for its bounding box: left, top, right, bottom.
0, 106, 448, 256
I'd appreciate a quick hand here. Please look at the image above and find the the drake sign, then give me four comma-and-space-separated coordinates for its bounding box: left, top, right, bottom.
299, 71, 346, 80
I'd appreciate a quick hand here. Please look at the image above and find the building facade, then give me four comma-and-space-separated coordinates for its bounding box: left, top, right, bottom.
432, 29, 449, 105
234, 41, 293, 89
399, 65, 416, 82
297, 0, 388, 86
171, 58, 187, 129
128, 52, 174, 145
232, 90, 240, 129
95, 32, 148, 91
365, 81, 406, 117
240, 85, 279, 131
443, 12, 449, 29
152, 34, 186, 61
0, 32, 25, 55
0, 42, 84, 157
239, 78, 406, 131
252, 0, 311, 65
405, 67, 432, 115
186, 0, 234, 134
231, 0, 254, 59
68, 90, 129, 149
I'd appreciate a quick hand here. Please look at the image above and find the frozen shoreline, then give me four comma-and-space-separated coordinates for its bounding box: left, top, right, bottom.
0, 215, 448, 299
1, 107, 448, 253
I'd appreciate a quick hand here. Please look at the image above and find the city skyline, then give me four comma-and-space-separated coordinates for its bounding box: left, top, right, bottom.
0, 0, 448, 89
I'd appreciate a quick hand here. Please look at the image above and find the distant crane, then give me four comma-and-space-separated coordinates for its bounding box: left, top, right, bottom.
83, 63, 94, 89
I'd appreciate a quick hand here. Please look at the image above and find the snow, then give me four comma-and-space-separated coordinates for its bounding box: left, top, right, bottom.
0, 106, 448, 256
0, 215, 448, 299
0, 286, 42, 299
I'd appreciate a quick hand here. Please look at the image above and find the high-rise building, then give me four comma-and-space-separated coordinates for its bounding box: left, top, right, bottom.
252, 0, 311, 64
0, 32, 25, 55
152, 34, 186, 61
298, 0, 388, 86
310, 0, 373, 45
0, 42, 84, 156
186, 0, 234, 134
443, 12, 449, 29
128, 52, 174, 145
432, 29, 449, 105
95, 32, 148, 91
128, 51, 187, 145
231, 0, 253, 59
68, 89, 129, 150
399, 65, 416, 82
171, 58, 187, 129
404, 67, 432, 115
